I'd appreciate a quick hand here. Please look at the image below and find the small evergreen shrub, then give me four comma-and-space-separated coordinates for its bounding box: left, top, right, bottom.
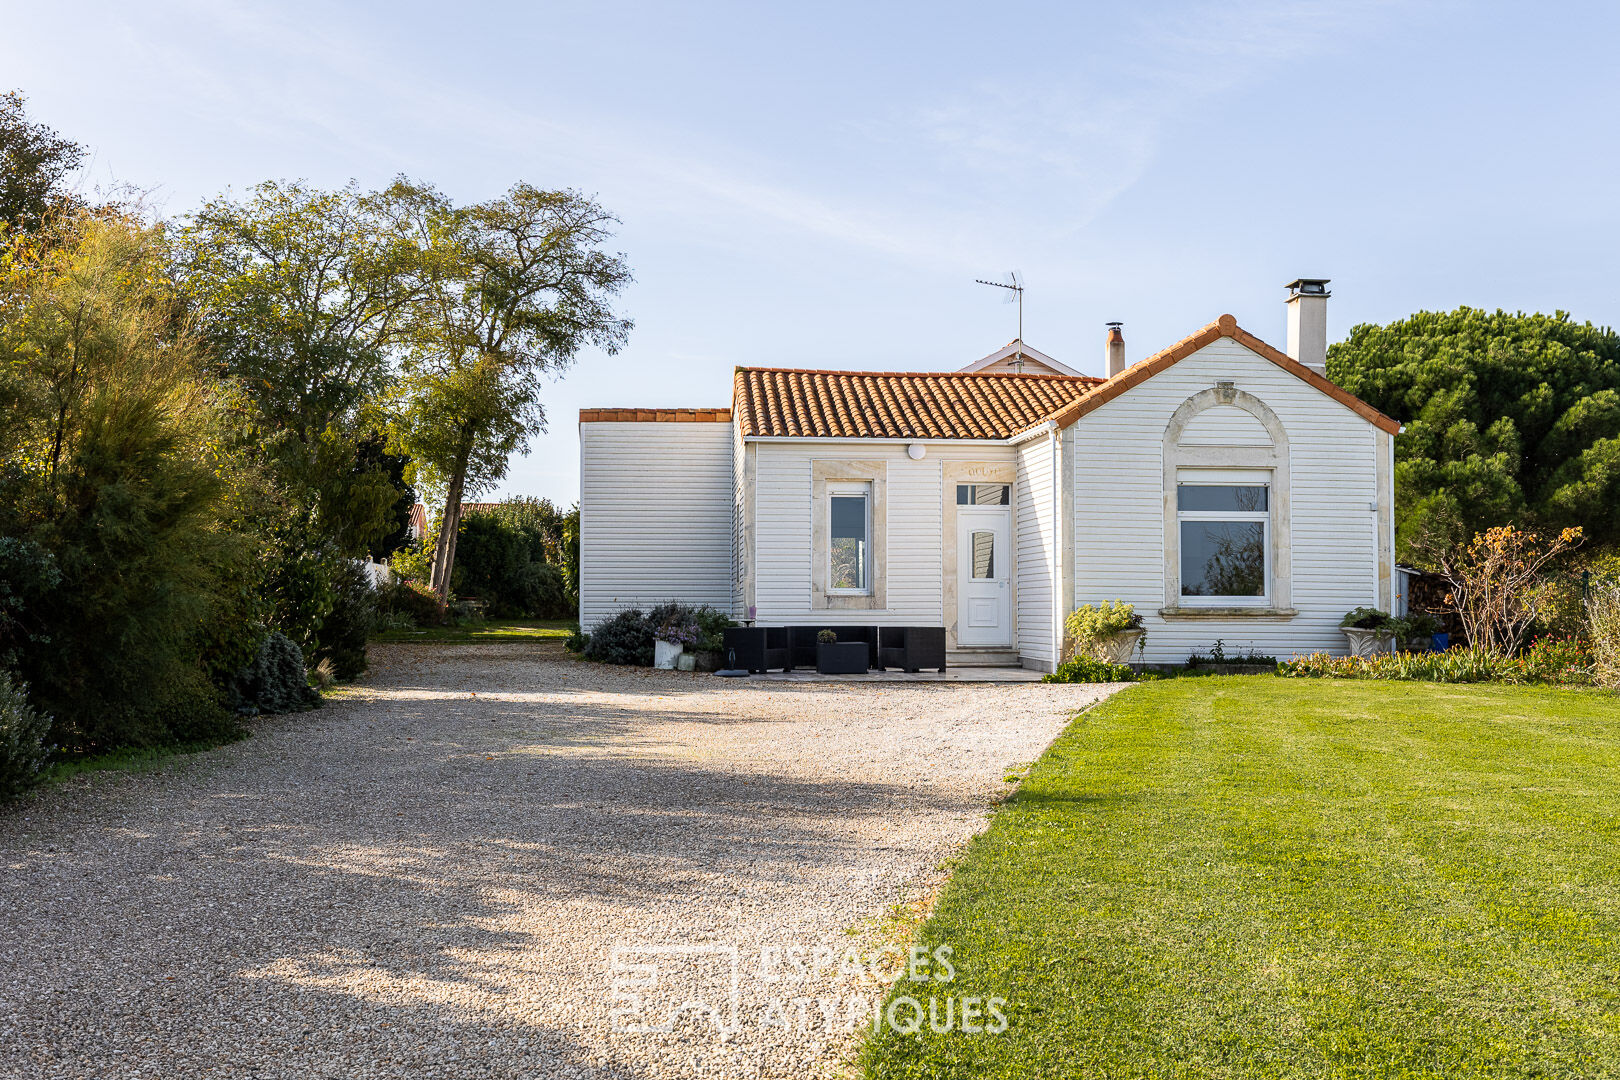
0, 672, 53, 801
1043, 656, 1136, 683
563, 623, 589, 653
229, 632, 322, 714
582, 603, 735, 665
313, 560, 375, 680
583, 608, 655, 665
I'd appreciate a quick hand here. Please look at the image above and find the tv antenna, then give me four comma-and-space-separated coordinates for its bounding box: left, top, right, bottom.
975, 271, 1025, 370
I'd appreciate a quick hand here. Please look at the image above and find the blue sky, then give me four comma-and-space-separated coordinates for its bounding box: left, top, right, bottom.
5, 1, 1617, 504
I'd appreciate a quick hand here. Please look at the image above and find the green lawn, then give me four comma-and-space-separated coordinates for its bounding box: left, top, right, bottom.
864, 678, 1620, 1079
369, 619, 573, 643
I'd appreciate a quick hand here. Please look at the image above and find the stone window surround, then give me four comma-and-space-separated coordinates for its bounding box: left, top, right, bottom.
811, 459, 888, 610
1160, 386, 1295, 619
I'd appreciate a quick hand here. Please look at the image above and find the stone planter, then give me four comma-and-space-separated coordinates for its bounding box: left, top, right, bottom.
692, 650, 722, 673
1341, 627, 1395, 657
816, 641, 868, 675
676, 652, 696, 671
1089, 629, 1144, 663
654, 639, 684, 669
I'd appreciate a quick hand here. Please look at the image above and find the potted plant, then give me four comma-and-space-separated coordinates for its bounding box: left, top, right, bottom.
654, 619, 699, 669
1339, 607, 1398, 656
815, 628, 868, 675
1065, 601, 1146, 664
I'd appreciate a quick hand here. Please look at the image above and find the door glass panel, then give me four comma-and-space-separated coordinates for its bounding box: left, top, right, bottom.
956, 484, 1010, 505
971, 531, 995, 579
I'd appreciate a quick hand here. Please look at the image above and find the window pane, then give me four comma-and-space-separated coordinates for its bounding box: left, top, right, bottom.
830, 494, 866, 591
831, 537, 866, 590
957, 484, 1010, 505
1177, 485, 1268, 512
830, 495, 866, 538
971, 531, 995, 578
1180, 521, 1265, 596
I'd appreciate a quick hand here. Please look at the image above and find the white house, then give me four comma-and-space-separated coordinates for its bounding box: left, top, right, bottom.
578, 281, 1399, 669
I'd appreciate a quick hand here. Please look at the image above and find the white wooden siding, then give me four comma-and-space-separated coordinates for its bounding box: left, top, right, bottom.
752, 442, 1015, 625
1015, 434, 1057, 667
579, 421, 735, 629
1071, 338, 1385, 662
1177, 405, 1273, 446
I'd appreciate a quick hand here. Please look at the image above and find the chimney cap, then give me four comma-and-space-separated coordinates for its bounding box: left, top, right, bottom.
1285, 278, 1331, 298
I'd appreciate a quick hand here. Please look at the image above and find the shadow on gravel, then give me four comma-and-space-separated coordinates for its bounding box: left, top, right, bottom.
0, 659, 980, 1078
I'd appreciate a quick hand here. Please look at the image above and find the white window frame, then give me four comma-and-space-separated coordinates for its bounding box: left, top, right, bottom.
1175, 468, 1272, 607
827, 480, 872, 596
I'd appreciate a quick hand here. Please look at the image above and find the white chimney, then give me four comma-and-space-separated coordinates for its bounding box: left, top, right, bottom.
1105, 321, 1127, 378
1284, 278, 1330, 376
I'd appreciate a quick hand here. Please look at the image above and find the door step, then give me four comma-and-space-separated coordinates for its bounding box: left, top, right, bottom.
947, 650, 1022, 668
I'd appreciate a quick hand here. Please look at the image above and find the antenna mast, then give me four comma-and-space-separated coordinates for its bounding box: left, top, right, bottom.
975, 272, 1025, 370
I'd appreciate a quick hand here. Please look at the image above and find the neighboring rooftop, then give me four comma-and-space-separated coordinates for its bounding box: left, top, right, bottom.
732, 367, 1100, 440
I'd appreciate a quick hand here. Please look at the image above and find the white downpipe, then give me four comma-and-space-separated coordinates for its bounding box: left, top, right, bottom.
1049, 425, 1062, 674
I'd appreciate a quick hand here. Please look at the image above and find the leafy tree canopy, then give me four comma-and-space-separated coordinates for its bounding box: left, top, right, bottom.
0, 91, 85, 236
1329, 307, 1620, 561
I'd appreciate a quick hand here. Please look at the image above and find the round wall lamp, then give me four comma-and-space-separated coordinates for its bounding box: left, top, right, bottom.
906, 443, 926, 460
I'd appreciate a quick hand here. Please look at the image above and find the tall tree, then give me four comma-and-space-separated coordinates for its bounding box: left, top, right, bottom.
389, 181, 631, 599
0, 91, 85, 236
1329, 308, 1620, 561
177, 180, 421, 557
0, 215, 245, 750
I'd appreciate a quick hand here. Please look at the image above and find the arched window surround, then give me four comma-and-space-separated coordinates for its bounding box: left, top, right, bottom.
1160, 385, 1296, 617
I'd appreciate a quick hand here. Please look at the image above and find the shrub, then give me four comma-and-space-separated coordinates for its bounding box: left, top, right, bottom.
1519, 635, 1594, 685
451, 511, 574, 618
228, 631, 321, 714
312, 559, 375, 680
583, 608, 655, 665
0, 672, 53, 801
519, 562, 572, 620
0, 538, 59, 670
656, 619, 701, 648
380, 579, 446, 627
693, 607, 734, 652
1064, 601, 1144, 660
582, 603, 733, 665
1277, 644, 1591, 685
1587, 584, 1620, 690
1044, 656, 1136, 684
563, 623, 589, 653
1340, 607, 1397, 632
1421, 525, 1585, 655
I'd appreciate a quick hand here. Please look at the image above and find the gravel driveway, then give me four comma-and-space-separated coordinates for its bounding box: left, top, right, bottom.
0, 642, 1121, 1079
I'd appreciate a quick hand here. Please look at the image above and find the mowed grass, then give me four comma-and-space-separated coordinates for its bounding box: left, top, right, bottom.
864, 678, 1620, 1079
370, 619, 573, 643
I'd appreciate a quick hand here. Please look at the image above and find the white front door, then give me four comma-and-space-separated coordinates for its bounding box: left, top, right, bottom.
957, 508, 1012, 646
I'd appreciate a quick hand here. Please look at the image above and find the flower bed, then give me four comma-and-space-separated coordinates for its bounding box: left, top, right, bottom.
1278, 637, 1594, 686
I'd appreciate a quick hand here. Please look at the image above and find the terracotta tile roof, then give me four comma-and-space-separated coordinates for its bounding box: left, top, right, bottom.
732, 368, 1102, 439
1042, 314, 1401, 436
578, 408, 731, 422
